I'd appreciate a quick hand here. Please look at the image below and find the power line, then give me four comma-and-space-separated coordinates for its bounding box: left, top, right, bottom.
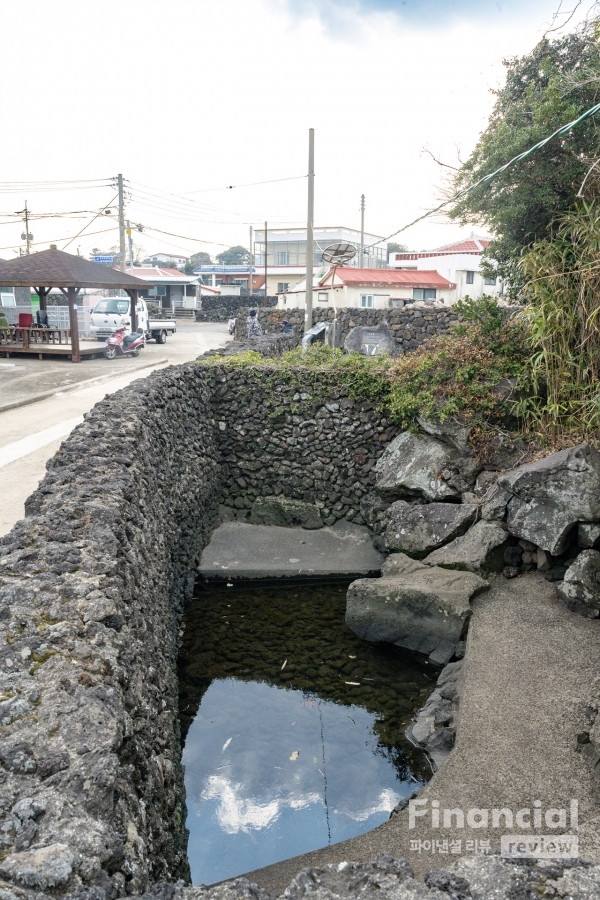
366, 99, 600, 250
169, 174, 307, 196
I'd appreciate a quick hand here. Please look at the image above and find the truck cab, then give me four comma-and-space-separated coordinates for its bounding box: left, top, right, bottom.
90, 296, 148, 341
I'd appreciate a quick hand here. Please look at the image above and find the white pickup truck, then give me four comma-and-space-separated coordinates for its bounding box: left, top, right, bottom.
90, 296, 177, 344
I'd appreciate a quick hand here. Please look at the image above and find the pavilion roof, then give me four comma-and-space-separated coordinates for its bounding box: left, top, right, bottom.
0, 249, 153, 289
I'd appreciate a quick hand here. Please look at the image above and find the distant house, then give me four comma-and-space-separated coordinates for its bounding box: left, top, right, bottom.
388, 235, 501, 302
120, 266, 200, 312
278, 267, 456, 309
143, 252, 189, 271
194, 265, 256, 295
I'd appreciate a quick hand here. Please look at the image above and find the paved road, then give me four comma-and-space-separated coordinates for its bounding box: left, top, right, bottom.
0, 322, 230, 537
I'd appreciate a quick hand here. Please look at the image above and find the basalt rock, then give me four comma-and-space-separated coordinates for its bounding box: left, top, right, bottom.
250, 496, 323, 529
407, 659, 463, 770
423, 520, 507, 575
384, 501, 477, 557
499, 443, 600, 555
346, 553, 488, 665
374, 432, 462, 502
343, 321, 395, 356
557, 550, 600, 617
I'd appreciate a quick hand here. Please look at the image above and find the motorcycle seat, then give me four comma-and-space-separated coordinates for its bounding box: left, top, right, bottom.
123, 331, 142, 348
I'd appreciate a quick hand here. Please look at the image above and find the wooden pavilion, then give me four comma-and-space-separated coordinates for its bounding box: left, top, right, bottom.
0, 249, 153, 362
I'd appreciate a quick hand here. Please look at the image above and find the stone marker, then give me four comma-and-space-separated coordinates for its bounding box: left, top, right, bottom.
556, 549, 600, 617
250, 496, 323, 529
384, 500, 477, 557
344, 321, 395, 356
498, 443, 600, 555
345, 552, 488, 665
374, 432, 462, 502
423, 520, 507, 575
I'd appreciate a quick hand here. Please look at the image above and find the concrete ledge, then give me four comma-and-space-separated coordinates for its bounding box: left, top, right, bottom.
198, 521, 384, 581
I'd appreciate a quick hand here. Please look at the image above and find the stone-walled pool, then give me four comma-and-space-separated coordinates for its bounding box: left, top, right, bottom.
178, 583, 434, 885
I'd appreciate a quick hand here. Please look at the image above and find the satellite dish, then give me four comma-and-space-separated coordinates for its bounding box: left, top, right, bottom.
322, 242, 357, 265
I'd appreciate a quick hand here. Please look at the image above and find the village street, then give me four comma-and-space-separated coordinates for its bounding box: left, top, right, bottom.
0, 322, 230, 537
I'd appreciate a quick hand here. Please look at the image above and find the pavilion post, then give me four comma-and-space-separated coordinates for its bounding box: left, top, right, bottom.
37, 288, 48, 312
129, 290, 138, 333
67, 287, 80, 363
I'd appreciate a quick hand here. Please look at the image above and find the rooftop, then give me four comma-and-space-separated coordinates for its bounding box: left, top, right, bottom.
0, 249, 153, 289
321, 267, 456, 289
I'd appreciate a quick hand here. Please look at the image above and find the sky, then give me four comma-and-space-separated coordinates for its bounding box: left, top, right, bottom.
0, 0, 592, 261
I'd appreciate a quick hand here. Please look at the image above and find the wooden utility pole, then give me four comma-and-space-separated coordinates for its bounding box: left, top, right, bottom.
118, 173, 126, 273
264, 221, 267, 301
360, 194, 365, 267
249, 225, 253, 295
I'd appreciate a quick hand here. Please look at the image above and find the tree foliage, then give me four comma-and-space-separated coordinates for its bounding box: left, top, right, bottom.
449, 19, 600, 287
216, 245, 250, 265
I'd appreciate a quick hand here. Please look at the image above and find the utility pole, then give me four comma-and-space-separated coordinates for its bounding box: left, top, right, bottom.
305, 127, 315, 334
264, 221, 268, 300
249, 225, 253, 296
117, 173, 126, 273
360, 194, 365, 268
126, 220, 134, 274
16, 202, 32, 255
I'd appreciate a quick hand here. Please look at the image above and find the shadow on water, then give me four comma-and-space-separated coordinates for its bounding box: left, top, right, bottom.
178, 581, 435, 886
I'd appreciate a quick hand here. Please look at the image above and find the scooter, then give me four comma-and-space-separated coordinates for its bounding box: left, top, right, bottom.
104, 327, 145, 360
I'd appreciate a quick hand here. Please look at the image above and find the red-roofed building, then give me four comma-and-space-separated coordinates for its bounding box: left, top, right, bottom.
278, 267, 456, 310
388, 234, 502, 302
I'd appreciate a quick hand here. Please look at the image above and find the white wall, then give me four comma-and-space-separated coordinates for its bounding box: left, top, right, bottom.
278, 284, 454, 309
389, 252, 502, 302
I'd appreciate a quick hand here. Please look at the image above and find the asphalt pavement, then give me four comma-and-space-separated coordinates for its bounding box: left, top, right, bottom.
0, 322, 230, 537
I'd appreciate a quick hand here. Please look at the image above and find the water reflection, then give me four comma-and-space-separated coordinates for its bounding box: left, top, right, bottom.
179, 584, 433, 885
184, 679, 416, 885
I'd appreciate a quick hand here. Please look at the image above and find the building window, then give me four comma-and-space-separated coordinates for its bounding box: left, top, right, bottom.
412, 288, 436, 300
466, 271, 475, 284
361, 294, 374, 308
484, 276, 497, 285
276, 251, 290, 265
277, 282, 290, 293
318, 292, 328, 303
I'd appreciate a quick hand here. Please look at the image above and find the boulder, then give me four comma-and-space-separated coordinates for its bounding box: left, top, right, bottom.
423, 520, 507, 575
417, 414, 471, 450
498, 443, 600, 556
344, 321, 395, 356
250, 496, 323, 529
384, 501, 477, 557
579, 523, 600, 549
556, 550, 600, 618
345, 553, 488, 665
407, 660, 462, 769
374, 432, 462, 502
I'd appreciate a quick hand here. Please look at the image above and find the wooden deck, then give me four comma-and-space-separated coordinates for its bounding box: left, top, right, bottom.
0, 327, 106, 360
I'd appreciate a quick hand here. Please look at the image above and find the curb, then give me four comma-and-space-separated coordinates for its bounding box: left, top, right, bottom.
0, 357, 169, 414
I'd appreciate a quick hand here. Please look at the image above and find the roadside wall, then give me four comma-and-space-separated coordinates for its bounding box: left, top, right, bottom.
234, 305, 460, 353
209, 365, 401, 523
195, 295, 278, 322
0, 366, 221, 898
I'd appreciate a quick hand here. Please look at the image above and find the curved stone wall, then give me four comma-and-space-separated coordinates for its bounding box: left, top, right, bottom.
0, 365, 220, 898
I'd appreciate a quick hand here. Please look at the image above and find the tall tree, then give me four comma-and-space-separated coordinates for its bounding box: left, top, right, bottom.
387, 242, 408, 254
449, 20, 600, 286
216, 245, 250, 265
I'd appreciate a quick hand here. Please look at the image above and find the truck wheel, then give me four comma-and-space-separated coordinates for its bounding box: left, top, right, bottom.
155, 329, 167, 344
104, 347, 117, 360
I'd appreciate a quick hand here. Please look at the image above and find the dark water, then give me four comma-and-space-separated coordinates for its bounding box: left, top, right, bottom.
178, 583, 434, 886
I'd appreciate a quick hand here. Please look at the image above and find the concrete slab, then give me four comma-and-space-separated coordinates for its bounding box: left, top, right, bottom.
198, 520, 384, 581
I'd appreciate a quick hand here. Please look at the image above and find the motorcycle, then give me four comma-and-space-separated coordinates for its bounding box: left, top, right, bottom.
104, 327, 145, 360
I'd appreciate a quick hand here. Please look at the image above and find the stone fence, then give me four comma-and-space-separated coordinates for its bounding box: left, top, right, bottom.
195, 295, 277, 322
234, 305, 460, 353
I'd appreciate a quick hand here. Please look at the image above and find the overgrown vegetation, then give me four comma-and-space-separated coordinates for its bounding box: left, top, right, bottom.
521, 200, 600, 437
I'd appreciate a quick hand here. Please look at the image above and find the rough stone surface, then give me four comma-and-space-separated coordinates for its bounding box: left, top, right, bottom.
416, 415, 471, 450
499, 443, 600, 555
423, 521, 507, 575
250, 497, 323, 529
343, 321, 395, 356
557, 550, 600, 617
580, 523, 600, 549
0, 364, 222, 898
234, 305, 460, 354
384, 501, 477, 557
345, 553, 487, 664
406, 660, 462, 769
374, 432, 462, 502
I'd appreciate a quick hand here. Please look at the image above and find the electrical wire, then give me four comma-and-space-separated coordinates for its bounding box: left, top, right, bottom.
151, 174, 308, 196
0, 226, 116, 253
61, 193, 119, 250
365, 99, 600, 250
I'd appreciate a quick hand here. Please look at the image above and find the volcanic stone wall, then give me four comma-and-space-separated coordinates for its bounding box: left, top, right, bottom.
0, 365, 221, 898
233, 305, 459, 352
209, 365, 401, 523
195, 295, 277, 322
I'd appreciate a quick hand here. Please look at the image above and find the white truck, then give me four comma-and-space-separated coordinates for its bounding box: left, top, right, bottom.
90, 296, 177, 344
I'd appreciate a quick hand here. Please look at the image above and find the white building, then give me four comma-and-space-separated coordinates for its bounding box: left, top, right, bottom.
143, 252, 189, 270
278, 268, 456, 310
388, 236, 502, 302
